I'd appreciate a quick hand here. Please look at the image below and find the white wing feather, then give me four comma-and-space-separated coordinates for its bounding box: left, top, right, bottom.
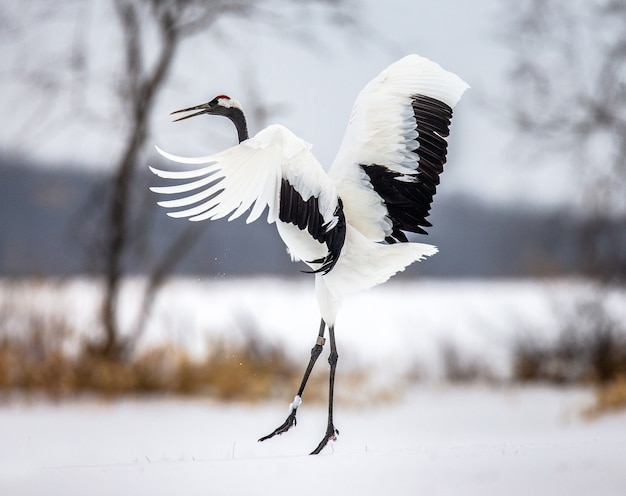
328, 54, 470, 241
150, 124, 337, 226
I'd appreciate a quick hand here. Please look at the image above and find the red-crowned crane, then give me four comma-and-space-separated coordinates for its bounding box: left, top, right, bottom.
149, 54, 469, 454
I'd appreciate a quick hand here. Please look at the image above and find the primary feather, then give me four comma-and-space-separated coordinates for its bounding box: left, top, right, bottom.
329, 54, 469, 242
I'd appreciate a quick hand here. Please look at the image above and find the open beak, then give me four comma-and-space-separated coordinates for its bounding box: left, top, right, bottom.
170, 102, 211, 122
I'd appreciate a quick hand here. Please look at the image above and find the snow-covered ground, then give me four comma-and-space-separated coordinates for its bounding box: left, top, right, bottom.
1, 277, 626, 494
1, 386, 625, 495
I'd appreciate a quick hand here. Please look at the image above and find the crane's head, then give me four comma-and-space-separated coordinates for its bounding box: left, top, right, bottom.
170, 95, 242, 122
170, 94, 249, 143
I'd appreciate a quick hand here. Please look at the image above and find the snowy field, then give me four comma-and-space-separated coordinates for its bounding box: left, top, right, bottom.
1, 386, 625, 495
1, 277, 626, 494
2, 277, 625, 380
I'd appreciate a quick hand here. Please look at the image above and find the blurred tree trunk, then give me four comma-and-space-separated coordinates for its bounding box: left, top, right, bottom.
98, 0, 181, 358
502, 0, 626, 284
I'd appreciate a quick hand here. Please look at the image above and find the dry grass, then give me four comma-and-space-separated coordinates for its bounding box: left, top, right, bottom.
512, 291, 626, 416
440, 341, 497, 383
0, 294, 299, 400
512, 298, 626, 386
0, 328, 307, 401
0, 333, 405, 406
585, 375, 626, 418
0, 298, 400, 404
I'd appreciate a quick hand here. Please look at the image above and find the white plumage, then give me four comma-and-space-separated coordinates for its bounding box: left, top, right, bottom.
150, 54, 468, 454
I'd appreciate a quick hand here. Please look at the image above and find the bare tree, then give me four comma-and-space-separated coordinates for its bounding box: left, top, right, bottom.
502, 0, 626, 282
502, 1, 626, 392
96, 0, 242, 358
4, 0, 352, 360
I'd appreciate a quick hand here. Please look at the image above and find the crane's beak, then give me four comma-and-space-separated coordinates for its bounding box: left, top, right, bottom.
170, 102, 212, 122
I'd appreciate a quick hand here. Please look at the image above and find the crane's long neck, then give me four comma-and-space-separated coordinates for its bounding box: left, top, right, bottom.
227, 107, 249, 143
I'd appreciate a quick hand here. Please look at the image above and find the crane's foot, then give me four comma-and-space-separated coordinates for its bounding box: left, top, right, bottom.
258, 408, 298, 442
310, 423, 339, 455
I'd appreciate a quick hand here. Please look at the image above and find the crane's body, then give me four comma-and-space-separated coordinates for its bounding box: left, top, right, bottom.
150, 54, 468, 454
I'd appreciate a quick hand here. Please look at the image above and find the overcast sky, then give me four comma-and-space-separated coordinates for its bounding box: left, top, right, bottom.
0, 0, 578, 210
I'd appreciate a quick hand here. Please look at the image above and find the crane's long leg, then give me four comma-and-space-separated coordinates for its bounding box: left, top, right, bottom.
258, 319, 327, 442
310, 324, 339, 455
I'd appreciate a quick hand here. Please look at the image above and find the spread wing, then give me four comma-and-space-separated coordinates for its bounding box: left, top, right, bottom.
149, 124, 345, 273
328, 54, 469, 243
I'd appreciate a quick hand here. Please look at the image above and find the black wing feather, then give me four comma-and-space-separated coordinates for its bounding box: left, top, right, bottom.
361, 94, 454, 243
278, 178, 346, 274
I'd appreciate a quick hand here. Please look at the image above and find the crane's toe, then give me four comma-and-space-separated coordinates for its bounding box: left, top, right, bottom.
258, 408, 298, 442
310, 424, 339, 455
